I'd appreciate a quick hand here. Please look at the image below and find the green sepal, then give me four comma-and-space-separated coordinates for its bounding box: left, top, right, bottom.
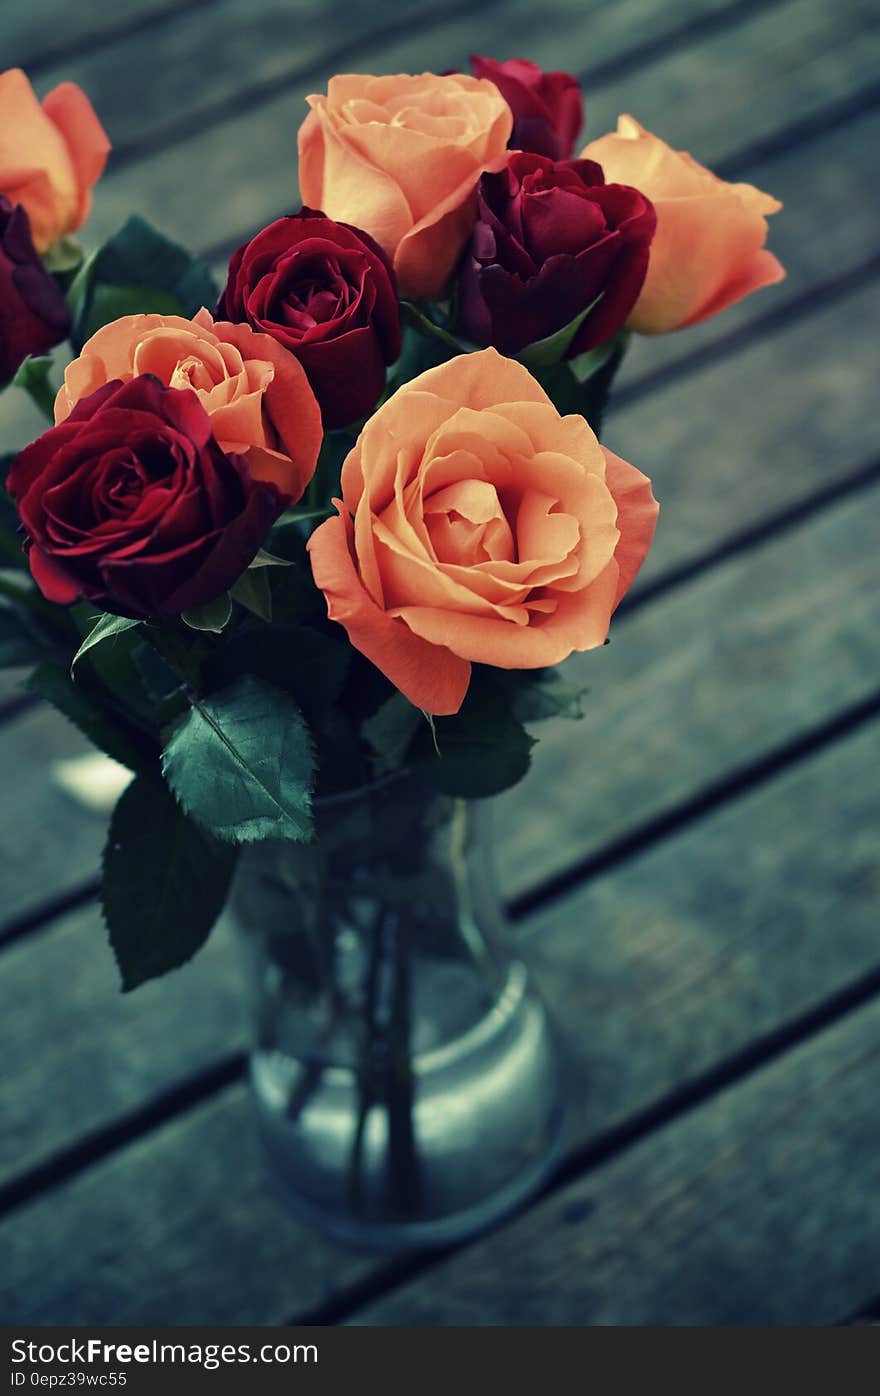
67, 215, 218, 351
230, 568, 271, 621
516, 296, 602, 372
12, 355, 56, 420
181, 594, 232, 634
71, 613, 141, 678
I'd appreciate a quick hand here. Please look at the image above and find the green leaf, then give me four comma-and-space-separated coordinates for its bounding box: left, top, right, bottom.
258, 528, 325, 625
103, 773, 236, 990
162, 674, 316, 843
230, 568, 272, 621
363, 692, 423, 775
12, 355, 56, 420
532, 333, 629, 434
415, 672, 536, 798
568, 332, 627, 384
132, 638, 184, 702
42, 235, 84, 276
498, 668, 587, 724
517, 296, 602, 372
68, 215, 218, 350
249, 548, 294, 568
182, 594, 232, 633
273, 505, 334, 529
26, 661, 154, 771
204, 624, 350, 722
71, 613, 141, 677
84, 284, 185, 333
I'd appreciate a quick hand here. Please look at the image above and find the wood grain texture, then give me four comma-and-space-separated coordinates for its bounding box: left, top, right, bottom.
1, 710, 877, 1323
353, 995, 880, 1325
26, 0, 736, 156
68, 0, 878, 258
2, 0, 212, 69
498, 477, 880, 896
0, 908, 242, 1186
0, 703, 102, 926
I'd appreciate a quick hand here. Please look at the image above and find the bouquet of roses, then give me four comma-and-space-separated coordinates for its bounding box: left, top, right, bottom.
0, 59, 783, 990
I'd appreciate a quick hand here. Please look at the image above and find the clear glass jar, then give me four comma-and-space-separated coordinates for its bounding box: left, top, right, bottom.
231, 770, 569, 1251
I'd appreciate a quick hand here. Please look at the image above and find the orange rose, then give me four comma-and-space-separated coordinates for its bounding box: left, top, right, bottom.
55, 309, 323, 502
308, 349, 658, 715
0, 68, 110, 252
297, 73, 512, 300
581, 115, 784, 333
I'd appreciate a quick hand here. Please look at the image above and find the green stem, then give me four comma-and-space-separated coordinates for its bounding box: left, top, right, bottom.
384, 911, 421, 1217
347, 902, 386, 1208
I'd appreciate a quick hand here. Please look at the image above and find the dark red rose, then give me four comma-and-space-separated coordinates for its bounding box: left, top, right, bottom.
217, 209, 401, 430
457, 152, 656, 358
470, 55, 583, 160
7, 375, 283, 619
0, 196, 70, 383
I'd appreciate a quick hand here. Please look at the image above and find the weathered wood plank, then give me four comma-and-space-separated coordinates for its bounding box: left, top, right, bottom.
28, 0, 738, 156
1, 908, 242, 1185
3, 82, 878, 466
2, 0, 208, 70
499, 468, 880, 897
1, 704, 877, 1323
70, 0, 878, 257
0, 703, 103, 926
354, 994, 880, 1325
2, 2, 873, 463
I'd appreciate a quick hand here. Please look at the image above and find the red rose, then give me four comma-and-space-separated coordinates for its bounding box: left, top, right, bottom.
0, 196, 70, 383
217, 209, 401, 430
457, 152, 656, 357
470, 56, 583, 160
7, 375, 284, 619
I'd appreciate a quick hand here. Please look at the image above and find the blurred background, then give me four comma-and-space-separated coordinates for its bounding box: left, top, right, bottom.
1, 0, 879, 1326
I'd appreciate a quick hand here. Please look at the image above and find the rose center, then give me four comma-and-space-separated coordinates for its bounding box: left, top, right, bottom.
424, 479, 516, 567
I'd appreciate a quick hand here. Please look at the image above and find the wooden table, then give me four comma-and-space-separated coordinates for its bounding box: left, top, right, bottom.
1, 0, 878, 1326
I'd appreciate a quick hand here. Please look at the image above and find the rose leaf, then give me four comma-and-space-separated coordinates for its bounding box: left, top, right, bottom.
161, 674, 315, 843
103, 773, 236, 991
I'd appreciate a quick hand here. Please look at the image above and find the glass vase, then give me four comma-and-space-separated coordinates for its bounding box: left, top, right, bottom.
231, 770, 569, 1252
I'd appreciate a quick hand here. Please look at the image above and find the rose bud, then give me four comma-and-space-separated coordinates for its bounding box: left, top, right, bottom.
55, 309, 322, 503
0, 68, 110, 253
298, 72, 512, 300
581, 115, 784, 332
457, 152, 656, 358
308, 349, 657, 716
8, 376, 287, 620
217, 210, 401, 430
0, 197, 70, 383
470, 55, 583, 160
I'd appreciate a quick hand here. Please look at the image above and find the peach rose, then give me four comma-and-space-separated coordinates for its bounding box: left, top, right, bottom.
0, 68, 110, 252
55, 309, 323, 502
581, 115, 784, 333
308, 348, 658, 715
297, 73, 513, 300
